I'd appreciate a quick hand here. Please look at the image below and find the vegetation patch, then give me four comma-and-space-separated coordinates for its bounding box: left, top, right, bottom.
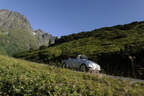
0, 55, 144, 95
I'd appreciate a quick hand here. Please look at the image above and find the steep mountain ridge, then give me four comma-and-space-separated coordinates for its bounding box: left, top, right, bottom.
34, 29, 56, 47
0, 9, 55, 55
0, 9, 35, 34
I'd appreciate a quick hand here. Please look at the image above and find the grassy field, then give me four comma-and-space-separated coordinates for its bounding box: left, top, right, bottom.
0, 55, 144, 96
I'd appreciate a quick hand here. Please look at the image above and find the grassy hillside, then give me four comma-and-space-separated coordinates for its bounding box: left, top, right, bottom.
0, 55, 144, 95
14, 21, 144, 79
0, 28, 38, 56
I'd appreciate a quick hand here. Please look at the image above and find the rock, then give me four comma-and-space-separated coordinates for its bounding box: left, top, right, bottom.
34, 29, 56, 47
0, 9, 56, 55
0, 9, 33, 32
0, 9, 36, 55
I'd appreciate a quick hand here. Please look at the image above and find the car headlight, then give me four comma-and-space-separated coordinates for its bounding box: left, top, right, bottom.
96, 65, 101, 71
87, 63, 101, 70
87, 63, 93, 68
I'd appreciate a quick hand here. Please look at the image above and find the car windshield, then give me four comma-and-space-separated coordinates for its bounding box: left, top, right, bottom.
80, 55, 88, 59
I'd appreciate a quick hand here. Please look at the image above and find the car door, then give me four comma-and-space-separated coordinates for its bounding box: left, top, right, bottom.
70, 59, 77, 68
67, 58, 73, 68
71, 59, 81, 69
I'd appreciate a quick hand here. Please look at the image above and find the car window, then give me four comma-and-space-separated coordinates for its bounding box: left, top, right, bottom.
80, 55, 88, 59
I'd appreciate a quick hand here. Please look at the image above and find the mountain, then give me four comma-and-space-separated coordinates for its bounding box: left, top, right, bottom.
0, 55, 143, 95
34, 29, 56, 47
0, 9, 38, 55
0, 9, 55, 55
14, 21, 144, 79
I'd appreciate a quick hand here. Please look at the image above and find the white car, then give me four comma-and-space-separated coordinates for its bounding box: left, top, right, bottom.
63, 55, 101, 73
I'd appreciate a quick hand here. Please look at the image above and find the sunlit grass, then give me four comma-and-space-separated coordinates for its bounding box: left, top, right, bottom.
0, 55, 143, 95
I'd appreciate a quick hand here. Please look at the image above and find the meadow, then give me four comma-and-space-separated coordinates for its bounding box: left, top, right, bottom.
0, 55, 144, 96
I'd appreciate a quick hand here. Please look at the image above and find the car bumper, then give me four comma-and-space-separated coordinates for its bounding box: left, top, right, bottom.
88, 67, 100, 73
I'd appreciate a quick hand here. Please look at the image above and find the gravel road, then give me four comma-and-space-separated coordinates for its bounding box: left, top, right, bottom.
101, 74, 144, 84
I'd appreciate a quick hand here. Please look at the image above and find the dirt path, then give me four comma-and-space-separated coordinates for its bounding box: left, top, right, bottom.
101, 74, 144, 84
72, 70, 144, 84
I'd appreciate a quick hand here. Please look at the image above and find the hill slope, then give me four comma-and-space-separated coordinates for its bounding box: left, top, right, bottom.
15, 21, 144, 79
0, 55, 144, 95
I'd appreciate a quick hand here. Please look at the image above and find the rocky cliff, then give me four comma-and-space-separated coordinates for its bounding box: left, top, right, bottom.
0, 9, 55, 55
34, 29, 56, 47
0, 9, 33, 31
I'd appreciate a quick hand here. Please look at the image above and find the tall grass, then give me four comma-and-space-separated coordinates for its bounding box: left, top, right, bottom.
0, 55, 144, 95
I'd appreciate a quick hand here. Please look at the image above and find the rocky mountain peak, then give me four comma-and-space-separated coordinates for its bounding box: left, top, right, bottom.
34, 29, 56, 47
0, 9, 56, 55
0, 9, 32, 32
34, 29, 44, 35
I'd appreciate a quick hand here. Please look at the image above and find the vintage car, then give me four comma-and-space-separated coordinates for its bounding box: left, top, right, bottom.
63, 55, 101, 73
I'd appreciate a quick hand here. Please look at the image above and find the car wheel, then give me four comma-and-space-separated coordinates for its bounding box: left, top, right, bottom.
79, 64, 88, 72
95, 70, 99, 74
63, 63, 67, 68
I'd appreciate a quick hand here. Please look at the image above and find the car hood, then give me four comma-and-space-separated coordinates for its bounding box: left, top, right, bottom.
81, 59, 101, 71
81, 59, 95, 64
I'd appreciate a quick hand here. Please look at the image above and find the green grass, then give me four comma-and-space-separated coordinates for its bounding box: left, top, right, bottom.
0, 27, 38, 56
0, 55, 144, 96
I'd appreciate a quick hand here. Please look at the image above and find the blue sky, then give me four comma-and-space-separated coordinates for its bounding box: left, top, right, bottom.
0, 0, 144, 37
